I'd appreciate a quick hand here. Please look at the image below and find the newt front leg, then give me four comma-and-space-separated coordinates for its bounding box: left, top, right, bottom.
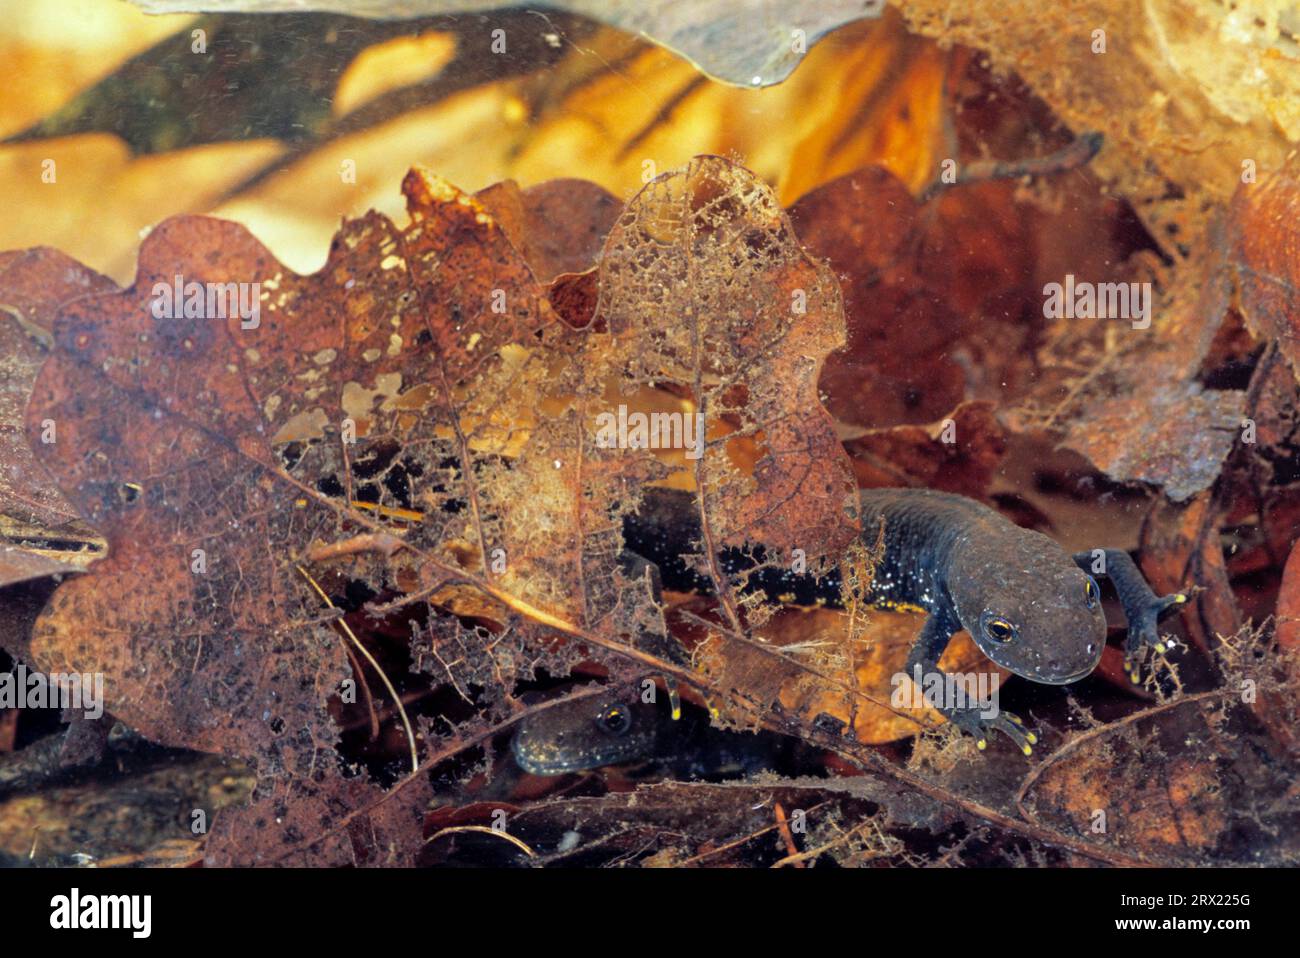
903, 605, 1038, 755
1073, 549, 1187, 682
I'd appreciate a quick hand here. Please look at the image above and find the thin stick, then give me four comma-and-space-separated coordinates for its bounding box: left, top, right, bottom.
919, 130, 1105, 203
340, 639, 382, 741
675, 799, 833, 866
1014, 688, 1228, 821
773, 803, 803, 866
295, 563, 420, 775
772, 818, 878, 868
425, 825, 536, 858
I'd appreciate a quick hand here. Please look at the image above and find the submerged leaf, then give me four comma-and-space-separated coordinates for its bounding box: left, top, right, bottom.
19, 156, 858, 861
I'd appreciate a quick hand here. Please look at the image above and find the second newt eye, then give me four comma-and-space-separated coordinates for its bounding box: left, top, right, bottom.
597, 705, 633, 736
984, 617, 1016, 643
1085, 576, 1099, 609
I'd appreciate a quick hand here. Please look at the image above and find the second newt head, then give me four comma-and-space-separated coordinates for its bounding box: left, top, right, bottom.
947, 527, 1107, 684
512, 696, 662, 775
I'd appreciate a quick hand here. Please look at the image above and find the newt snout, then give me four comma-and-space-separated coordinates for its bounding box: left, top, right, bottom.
512, 697, 661, 776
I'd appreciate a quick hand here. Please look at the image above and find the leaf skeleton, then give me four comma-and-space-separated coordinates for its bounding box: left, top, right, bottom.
511, 487, 1186, 774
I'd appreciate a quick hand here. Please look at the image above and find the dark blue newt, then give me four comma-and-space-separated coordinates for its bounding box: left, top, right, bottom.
511, 695, 785, 778
513, 486, 1186, 769
513, 697, 662, 776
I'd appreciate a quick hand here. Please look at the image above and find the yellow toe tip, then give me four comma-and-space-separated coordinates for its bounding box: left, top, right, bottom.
976, 739, 987, 750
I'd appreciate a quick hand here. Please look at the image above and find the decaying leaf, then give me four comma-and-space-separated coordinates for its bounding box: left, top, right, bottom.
1006, 202, 1246, 499
4, 0, 1299, 869
0, 248, 112, 586
1229, 153, 1300, 380
204, 767, 432, 866
1057, 386, 1246, 503
1021, 711, 1230, 862
843, 400, 1007, 496
430, 780, 901, 868
1280, 541, 1300, 666
754, 604, 1007, 745
17, 155, 859, 862
475, 178, 622, 285
788, 167, 1030, 431
1020, 625, 1300, 865
897, 0, 1300, 252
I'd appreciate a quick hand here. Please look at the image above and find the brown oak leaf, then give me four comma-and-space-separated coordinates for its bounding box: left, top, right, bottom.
21, 156, 859, 862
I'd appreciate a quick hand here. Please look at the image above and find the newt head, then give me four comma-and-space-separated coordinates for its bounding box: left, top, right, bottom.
512, 695, 661, 775
948, 528, 1107, 685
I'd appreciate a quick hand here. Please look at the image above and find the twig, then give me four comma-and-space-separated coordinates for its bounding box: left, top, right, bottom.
772, 803, 803, 866
426, 825, 536, 858
918, 131, 1104, 203
1014, 688, 1229, 822
295, 563, 419, 775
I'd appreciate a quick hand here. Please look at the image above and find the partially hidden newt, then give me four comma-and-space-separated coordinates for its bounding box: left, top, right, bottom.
512, 486, 1186, 770
513, 697, 663, 776
511, 694, 794, 778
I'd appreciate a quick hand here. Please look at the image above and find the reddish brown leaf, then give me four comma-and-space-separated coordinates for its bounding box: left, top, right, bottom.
1022, 704, 1229, 862
475, 178, 622, 284
0, 248, 113, 585
1279, 540, 1300, 659
1230, 154, 1300, 379
205, 771, 433, 867
844, 400, 1007, 496
21, 156, 859, 862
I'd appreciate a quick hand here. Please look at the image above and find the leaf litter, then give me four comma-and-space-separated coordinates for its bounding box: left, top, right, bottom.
2, 140, 1299, 865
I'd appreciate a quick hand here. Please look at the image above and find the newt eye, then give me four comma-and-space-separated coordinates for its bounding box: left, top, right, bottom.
983, 616, 1016, 644
1084, 576, 1099, 610
597, 704, 633, 736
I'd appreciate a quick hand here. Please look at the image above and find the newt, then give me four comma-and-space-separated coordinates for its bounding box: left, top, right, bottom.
513, 697, 662, 776
513, 486, 1186, 767
511, 694, 794, 778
